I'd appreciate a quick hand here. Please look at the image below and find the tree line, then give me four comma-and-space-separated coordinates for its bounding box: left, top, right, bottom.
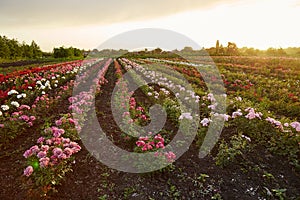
0, 36, 42, 59
1, 35, 299, 60
0, 35, 84, 60
208, 40, 300, 57
53, 47, 83, 58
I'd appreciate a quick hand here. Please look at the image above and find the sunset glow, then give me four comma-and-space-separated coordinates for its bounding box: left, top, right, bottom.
1, 0, 300, 51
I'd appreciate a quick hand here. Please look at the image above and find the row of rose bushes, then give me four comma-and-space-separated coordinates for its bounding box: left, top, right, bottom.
116, 58, 183, 169
220, 66, 300, 119
190, 56, 300, 78
147, 58, 300, 120
188, 56, 300, 119
117, 58, 218, 170
0, 60, 93, 101
145, 57, 298, 127
128, 58, 300, 169
21, 59, 111, 197
0, 60, 99, 145
0, 60, 96, 117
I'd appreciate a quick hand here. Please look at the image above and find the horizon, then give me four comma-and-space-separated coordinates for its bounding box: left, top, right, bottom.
2, 33, 299, 53
1, 0, 300, 51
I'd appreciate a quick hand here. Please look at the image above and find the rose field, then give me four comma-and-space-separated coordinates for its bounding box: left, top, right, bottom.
0, 55, 299, 200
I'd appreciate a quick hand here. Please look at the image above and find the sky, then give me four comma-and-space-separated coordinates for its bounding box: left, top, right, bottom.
1, 0, 300, 51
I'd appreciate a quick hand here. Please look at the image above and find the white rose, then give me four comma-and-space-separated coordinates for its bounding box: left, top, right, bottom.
1, 105, 9, 111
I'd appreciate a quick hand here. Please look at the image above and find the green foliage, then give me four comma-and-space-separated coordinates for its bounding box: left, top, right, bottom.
272, 188, 287, 200
88, 48, 128, 58
215, 134, 248, 167
266, 47, 287, 57
227, 42, 239, 56
98, 194, 108, 200
215, 40, 220, 55
162, 97, 181, 123
123, 186, 136, 199
53, 46, 83, 58
211, 193, 223, 200
0, 118, 29, 145
262, 172, 275, 180
284, 47, 300, 57
0, 35, 42, 59
207, 41, 239, 56
206, 40, 294, 57
167, 180, 181, 199
197, 173, 210, 182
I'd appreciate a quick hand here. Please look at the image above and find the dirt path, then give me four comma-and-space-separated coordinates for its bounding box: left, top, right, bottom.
52, 61, 121, 199
0, 60, 54, 68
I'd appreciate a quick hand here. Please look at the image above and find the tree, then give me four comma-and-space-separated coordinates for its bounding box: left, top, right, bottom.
73, 48, 82, 57
30, 40, 42, 58
152, 48, 163, 54
206, 47, 216, 56
54, 47, 67, 58
266, 48, 277, 56
0, 35, 44, 59
53, 46, 83, 58
182, 46, 193, 52
7, 38, 20, 58
216, 40, 220, 55
219, 44, 225, 55
22, 43, 33, 58
0, 36, 10, 58
265, 48, 287, 57
277, 48, 287, 56
244, 48, 258, 56
227, 42, 239, 56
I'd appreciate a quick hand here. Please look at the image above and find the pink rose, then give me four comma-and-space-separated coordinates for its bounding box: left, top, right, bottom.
55, 119, 62, 126
136, 140, 145, 147
41, 145, 49, 152
30, 116, 36, 121
23, 149, 32, 158
37, 137, 45, 144
37, 151, 47, 158
53, 147, 63, 156
23, 166, 33, 177
29, 145, 39, 154
165, 152, 176, 162
63, 147, 73, 157
156, 142, 165, 149
39, 157, 50, 168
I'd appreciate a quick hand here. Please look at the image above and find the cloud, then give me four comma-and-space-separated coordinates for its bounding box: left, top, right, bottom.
0, 0, 238, 28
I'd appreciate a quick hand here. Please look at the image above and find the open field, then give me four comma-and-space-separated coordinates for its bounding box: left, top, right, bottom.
0, 56, 299, 199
